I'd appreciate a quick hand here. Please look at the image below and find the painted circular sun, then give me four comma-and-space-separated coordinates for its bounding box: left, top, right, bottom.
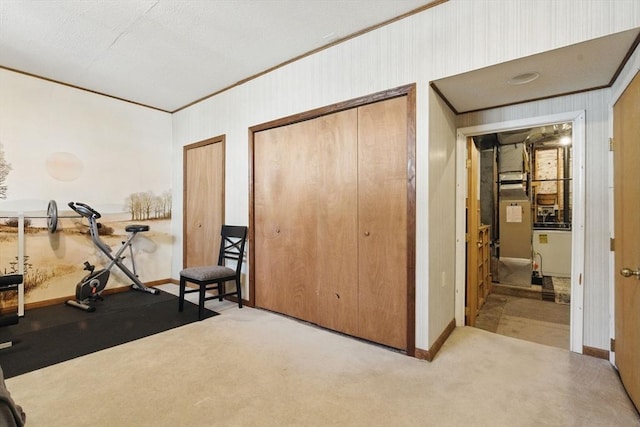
46, 152, 83, 181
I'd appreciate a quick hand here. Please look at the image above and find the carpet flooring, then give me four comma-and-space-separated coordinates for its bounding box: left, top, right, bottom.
5, 285, 639, 426
0, 288, 216, 378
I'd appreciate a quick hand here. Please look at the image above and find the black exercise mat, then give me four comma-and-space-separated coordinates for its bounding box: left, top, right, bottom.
0, 289, 217, 378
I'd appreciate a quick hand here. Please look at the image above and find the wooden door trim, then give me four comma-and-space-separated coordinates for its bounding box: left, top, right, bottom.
405, 84, 417, 356
249, 84, 417, 356
466, 137, 480, 327
250, 85, 415, 133
183, 135, 226, 268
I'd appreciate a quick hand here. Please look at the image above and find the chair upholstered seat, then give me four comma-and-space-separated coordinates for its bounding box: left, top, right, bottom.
180, 266, 235, 281
178, 225, 248, 320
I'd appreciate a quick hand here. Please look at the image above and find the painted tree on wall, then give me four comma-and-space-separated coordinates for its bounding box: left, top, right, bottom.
125, 190, 172, 220
0, 143, 12, 199
155, 190, 172, 219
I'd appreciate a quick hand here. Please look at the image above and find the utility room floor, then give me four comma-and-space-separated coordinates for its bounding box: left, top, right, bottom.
474, 293, 570, 350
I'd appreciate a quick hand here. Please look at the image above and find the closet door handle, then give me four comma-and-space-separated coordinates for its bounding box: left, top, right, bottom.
364, 231, 370, 236
620, 267, 640, 280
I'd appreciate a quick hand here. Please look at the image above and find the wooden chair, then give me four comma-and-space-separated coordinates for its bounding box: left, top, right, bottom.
178, 225, 248, 320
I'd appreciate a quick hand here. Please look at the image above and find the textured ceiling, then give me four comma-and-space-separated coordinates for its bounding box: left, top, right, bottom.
0, 0, 438, 112
2, 1, 637, 115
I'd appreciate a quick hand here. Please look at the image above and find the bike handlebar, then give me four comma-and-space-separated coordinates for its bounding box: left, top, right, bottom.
68, 202, 101, 219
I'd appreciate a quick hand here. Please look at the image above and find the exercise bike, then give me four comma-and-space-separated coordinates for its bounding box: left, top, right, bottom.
66, 201, 159, 312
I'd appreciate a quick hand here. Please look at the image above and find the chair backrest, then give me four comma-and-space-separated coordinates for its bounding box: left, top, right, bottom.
218, 225, 248, 274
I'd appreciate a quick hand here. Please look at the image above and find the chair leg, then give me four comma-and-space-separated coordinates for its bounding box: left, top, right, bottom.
198, 283, 206, 321
178, 277, 186, 312
236, 278, 243, 308
218, 282, 225, 301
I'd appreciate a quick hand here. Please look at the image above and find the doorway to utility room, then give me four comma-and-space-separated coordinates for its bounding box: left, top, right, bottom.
466, 122, 575, 351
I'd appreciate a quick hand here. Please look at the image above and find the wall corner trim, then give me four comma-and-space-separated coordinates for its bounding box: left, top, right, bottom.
583, 345, 610, 360
415, 318, 456, 362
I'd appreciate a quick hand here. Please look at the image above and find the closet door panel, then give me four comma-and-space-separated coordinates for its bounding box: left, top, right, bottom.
254, 123, 318, 321
313, 110, 359, 335
254, 110, 358, 328
357, 96, 408, 350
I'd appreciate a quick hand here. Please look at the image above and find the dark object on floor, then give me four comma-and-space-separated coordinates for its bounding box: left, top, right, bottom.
542, 276, 555, 302
0, 275, 23, 351
0, 365, 25, 426
0, 289, 217, 378
179, 225, 248, 320
531, 271, 544, 286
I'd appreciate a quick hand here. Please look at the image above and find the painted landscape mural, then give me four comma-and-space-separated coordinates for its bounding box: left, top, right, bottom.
0, 196, 172, 306
0, 69, 173, 308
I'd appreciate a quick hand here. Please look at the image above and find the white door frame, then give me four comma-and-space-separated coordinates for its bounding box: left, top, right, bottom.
454, 111, 586, 353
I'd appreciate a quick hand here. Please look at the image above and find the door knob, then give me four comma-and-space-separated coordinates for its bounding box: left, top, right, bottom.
620, 267, 640, 279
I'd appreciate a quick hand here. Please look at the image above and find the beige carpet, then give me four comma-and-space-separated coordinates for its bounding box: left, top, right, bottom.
5, 284, 639, 426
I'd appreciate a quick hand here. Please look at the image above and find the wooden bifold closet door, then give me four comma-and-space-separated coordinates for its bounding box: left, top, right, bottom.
253, 96, 408, 350
254, 109, 359, 335
357, 97, 407, 349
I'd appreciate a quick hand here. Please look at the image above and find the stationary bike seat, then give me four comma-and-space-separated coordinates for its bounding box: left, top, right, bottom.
125, 224, 149, 233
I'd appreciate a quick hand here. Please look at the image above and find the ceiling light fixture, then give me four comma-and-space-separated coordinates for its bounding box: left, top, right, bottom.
507, 72, 540, 85
560, 136, 572, 146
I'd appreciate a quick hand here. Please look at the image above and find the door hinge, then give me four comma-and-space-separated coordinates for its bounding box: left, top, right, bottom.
466, 159, 471, 168
465, 233, 470, 242
609, 138, 614, 151
610, 338, 615, 352
610, 238, 615, 252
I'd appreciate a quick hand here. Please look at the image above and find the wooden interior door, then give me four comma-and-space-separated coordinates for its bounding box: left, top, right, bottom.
357, 96, 408, 350
253, 110, 359, 332
184, 137, 225, 268
466, 137, 480, 326
613, 70, 640, 409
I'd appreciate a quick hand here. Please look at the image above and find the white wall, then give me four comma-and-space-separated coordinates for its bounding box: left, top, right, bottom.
0, 70, 172, 207
427, 87, 457, 343
172, 0, 640, 350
